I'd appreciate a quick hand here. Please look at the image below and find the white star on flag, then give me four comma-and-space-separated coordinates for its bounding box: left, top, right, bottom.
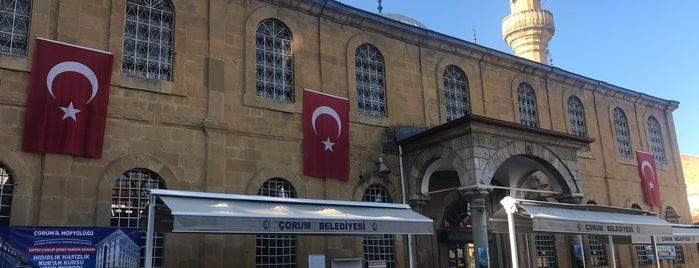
648, 181, 655, 189
59, 102, 81, 121
321, 137, 335, 151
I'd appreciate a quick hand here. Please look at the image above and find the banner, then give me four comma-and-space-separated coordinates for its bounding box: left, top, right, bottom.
303, 89, 350, 181
636, 151, 661, 206
0, 226, 140, 268
22, 38, 114, 158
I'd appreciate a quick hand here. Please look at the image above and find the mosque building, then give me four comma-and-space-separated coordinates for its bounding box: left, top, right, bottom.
0, 0, 696, 267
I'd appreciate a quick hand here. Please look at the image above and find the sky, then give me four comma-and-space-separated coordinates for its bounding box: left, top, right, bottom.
338, 0, 699, 156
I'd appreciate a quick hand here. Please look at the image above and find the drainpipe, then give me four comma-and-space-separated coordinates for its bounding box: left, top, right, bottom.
398, 145, 414, 268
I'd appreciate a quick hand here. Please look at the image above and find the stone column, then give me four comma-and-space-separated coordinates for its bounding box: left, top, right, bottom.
409, 194, 432, 268
461, 189, 491, 267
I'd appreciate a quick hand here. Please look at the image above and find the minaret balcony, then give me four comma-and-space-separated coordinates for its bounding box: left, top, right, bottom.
502, 9, 555, 38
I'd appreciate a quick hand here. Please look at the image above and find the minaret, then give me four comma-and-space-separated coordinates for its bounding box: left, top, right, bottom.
502, 0, 554, 64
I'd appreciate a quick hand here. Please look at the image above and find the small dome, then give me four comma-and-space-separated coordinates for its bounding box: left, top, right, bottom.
381, 13, 427, 29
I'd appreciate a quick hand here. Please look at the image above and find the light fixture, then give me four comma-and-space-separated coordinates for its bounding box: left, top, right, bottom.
376, 157, 391, 177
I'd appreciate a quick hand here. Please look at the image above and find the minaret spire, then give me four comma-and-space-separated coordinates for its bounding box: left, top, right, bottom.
502, 0, 555, 64
377, 0, 383, 14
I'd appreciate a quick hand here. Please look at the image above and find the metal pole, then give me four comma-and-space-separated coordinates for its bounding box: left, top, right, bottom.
145, 193, 156, 268
607, 235, 616, 268
651, 236, 660, 268
500, 196, 519, 268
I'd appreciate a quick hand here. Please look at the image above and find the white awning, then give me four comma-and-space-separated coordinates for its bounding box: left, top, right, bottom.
633, 224, 699, 244
143, 189, 434, 235
490, 198, 673, 236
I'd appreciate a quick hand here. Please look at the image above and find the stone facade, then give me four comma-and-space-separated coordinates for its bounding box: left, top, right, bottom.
681, 154, 699, 223
0, 0, 695, 267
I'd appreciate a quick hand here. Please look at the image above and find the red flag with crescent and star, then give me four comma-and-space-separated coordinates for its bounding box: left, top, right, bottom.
22, 38, 114, 158
303, 89, 349, 181
636, 151, 661, 206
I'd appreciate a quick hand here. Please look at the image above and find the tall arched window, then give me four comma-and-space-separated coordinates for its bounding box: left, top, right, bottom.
257, 178, 296, 267
517, 83, 538, 127
362, 185, 396, 268
567, 96, 587, 137
0, 0, 31, 56
0, 163, 14, 225
647, 116, 666, 163
443, 65, 470, 121
664, 207, 685, 264
255, 19, 293, 102
613, 107, 632, 158
111, 168, 166, 267
122, 0, 174, 81
355, 43, 386, 117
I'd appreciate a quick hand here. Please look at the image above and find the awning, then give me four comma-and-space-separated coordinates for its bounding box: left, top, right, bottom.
143, 189, 434, 235
633, 224, 699, 244
490, 198, 673, 236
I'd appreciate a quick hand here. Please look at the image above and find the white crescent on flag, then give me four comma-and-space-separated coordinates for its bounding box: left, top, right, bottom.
46, 61, 100, 104
311, 106, 342, 138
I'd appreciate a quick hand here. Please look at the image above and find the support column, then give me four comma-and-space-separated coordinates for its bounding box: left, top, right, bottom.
461, 189, 491, 267
409, 194, 432, 268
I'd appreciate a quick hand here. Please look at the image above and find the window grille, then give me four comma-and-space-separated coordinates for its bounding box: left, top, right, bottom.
635, 245, 653, 265
534, 234, 557, 267
647, 117, 666, 163
0, 163, 13, 225
631, 203, 642, 210
442, 200, 471, 228
517, 83, 539, 127
613, 108, 632, 158
111, 168, 165, 267
443, 65, 470, 121
663, 207, 685, 264
255, 19, 293, 102
0, 0, 31, 56
567, 96, 587, 137
587, 236, 608, 266
362, 185, 396, 268
122, 0, 174, 81
355, 43, 386, 117
257, 178, 296, 267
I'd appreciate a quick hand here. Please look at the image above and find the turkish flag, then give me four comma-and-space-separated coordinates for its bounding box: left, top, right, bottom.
303, 89, 349, 181
22, 38, 114, 158
636, 151, 661, 206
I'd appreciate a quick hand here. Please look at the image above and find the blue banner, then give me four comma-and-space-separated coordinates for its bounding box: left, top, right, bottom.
0, 226, 140, 268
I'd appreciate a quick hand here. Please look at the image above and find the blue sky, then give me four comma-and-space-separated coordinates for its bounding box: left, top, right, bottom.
338, 1, 699, 156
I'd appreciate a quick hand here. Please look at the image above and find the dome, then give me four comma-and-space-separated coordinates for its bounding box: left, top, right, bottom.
381, 13, 427, 29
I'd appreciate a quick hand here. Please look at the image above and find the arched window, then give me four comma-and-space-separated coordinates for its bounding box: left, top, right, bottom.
613, 108, 632, 158
443, 65, 470, 120
647, 116, 666, 163
0, 0, 31, 56
111, 168, 166, 267
122, 0, 174, 81
631, 203, 653, 265
257, 178, 296, 267
664, 207, 685, 264
517, 83, 538, 127
585, 199, 609, 266
567, 96, 587, 137
255, 19, 293, 102
0, 163, 14, 225
362, 185, 396, 268
355, 43, 386, 117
